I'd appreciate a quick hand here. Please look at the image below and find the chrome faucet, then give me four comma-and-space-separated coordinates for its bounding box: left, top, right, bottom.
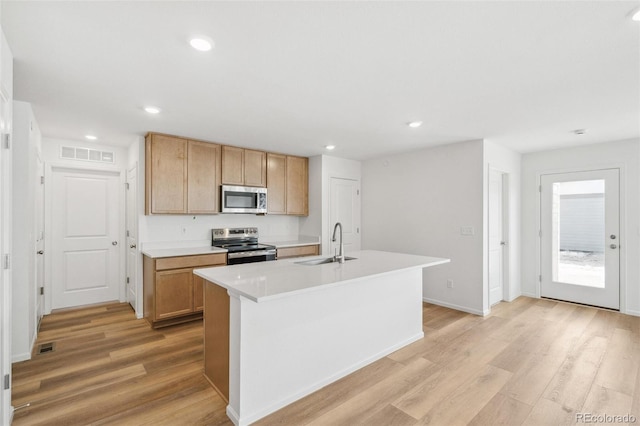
332, 222, 344, 264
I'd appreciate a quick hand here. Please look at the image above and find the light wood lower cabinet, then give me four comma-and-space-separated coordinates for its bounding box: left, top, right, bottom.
143, 253, 226, 328
276, 244, 319, 259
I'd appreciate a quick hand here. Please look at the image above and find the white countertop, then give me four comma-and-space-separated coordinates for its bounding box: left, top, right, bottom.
141, 246, 227, 258
193, 250, 450, 302
262, 235, 320, 248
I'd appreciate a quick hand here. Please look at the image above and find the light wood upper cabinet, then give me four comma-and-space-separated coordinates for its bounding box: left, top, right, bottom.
221, 146, 244, 185
244, 149, 267, 187
188, 141, 221, 213
146, 133, 220, 215
286, 156, 309, 216
266, 154, 308, 216
221, 146, 266, 187
146, 134, 188, 214
267, 153, 286, 214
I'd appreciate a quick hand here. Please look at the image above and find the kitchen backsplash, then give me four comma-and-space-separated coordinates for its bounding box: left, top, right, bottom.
139, 213, 301, 244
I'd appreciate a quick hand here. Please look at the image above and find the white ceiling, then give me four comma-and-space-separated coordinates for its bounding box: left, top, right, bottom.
2, 1, 639, 160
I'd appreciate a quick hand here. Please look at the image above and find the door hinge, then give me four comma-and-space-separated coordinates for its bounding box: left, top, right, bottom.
3, 254, 10, 270
125, 182, 130, 190
2, 134, 10, 150
40, 176, 45, 185
357, 189, 360, 195
357, 227, 360, 234
126, 277, 130, 284
40, 287, 44, 295
3, 374, 9, 390
538, 275, 542, 282
538, 185, 542, 193
538, 230, 542, 237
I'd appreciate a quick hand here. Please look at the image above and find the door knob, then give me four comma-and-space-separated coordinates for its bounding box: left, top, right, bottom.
500, 241, 507, 246
610, 244, 617, 249
37, 250, 44, 255
112, 241, 118, 246
130, 244, 137, 249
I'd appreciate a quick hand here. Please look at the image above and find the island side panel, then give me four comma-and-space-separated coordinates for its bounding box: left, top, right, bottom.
204, 280, 230, 403
228, 268, 423, 425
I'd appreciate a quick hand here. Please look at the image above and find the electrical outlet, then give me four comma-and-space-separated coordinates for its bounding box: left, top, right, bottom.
447, 279, 453, 289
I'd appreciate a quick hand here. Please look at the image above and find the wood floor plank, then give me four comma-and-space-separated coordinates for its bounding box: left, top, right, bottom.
467, 392, 532, 426
593, 328, 639, 396
417, 365, 512, 426
580, 384, 633, 420
522, 398, 576, 426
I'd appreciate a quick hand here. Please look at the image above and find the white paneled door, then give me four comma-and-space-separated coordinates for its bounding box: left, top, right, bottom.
126, 165, 138, 312
329, 177, 361, 253
488, 169, 507, 306
51, 168, 121, 309
540, 169, 620, 310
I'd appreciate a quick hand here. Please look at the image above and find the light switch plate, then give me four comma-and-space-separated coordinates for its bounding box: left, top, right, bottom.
460, 226, 475, 236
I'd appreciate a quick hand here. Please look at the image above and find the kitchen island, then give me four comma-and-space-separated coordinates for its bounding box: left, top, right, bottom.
194, 250, 449, 426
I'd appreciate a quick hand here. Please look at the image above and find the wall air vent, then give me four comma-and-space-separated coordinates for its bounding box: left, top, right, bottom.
60, 146, 115, 164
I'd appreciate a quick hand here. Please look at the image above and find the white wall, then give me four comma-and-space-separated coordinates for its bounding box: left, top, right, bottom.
362, 140, 486, 315
484, 140, 522, 310
11, 101, 41, 362
521, 138, 640, 315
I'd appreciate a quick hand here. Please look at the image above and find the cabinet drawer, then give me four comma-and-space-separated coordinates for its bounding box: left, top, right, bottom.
156, 253, 226, 270
277, 245, 319, 259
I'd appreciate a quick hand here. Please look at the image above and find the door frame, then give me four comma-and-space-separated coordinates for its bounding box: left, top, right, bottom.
126, 162, 142, 318
328, 176, 361, 254
535, 164, 627, 313
487, 167, 509, 306
44, 162, 126, 314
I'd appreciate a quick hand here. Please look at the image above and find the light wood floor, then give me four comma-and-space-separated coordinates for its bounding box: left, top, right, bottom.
12, 297, 640, 425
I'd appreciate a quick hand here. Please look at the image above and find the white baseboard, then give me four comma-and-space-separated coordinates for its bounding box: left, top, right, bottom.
423, 297, 487, 316
520, 291, 537, 298
625, 309, 640, 317
12, 352, 31, 363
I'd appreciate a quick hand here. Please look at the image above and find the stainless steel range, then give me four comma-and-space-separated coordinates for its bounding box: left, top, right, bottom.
212, 227, 277, 265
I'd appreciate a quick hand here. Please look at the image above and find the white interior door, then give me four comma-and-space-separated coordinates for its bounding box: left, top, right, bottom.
35, 155, 44, 324
488, 169, 506, 306
540, 169, 620, 310
126, 165, 138, 311
329, 177, 361, 255
51, 167, 121, 309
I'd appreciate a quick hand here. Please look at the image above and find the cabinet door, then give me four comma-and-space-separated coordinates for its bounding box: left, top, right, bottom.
188, 141, 220, 213
244, 149, 267, 187
147, 134, 188, 214
155, 268, 193, 319
221, 146, 244, 185
286, 156, 308, 216
193, 273, 205, 312
267, 153, 286, 214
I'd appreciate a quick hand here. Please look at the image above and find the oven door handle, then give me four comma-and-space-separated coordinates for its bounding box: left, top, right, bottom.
227, 249, 277, 259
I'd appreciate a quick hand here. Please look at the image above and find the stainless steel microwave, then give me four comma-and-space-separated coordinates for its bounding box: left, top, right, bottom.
220, 185, 267, 214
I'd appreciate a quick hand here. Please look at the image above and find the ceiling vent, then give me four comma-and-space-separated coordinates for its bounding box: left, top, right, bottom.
60, 146, 115, 164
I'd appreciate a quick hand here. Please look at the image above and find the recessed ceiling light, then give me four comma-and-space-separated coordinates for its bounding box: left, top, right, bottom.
632, 7, 640, 21
407, 121, 423, 128
190, 37, 213, 52
573, 129, 587, 135
325, 145, 336, 150
144, 106, 161, 114
85, 135, 97, 140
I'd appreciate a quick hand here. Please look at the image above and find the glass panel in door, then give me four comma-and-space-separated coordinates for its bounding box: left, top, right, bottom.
540, 169, 619, 310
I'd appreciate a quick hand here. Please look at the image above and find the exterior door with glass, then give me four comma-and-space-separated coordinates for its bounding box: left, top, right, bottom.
540, 169, 619, 309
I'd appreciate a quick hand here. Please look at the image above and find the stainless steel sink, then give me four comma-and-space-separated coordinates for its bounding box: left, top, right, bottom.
294, 256, 357, 266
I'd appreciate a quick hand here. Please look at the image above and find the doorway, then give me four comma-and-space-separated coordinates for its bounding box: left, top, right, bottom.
35, 154, 44, 325
540, 169, 620, 310
329, 177, 361, 254
49, 167, 122, 310
488, 169, 508, 306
